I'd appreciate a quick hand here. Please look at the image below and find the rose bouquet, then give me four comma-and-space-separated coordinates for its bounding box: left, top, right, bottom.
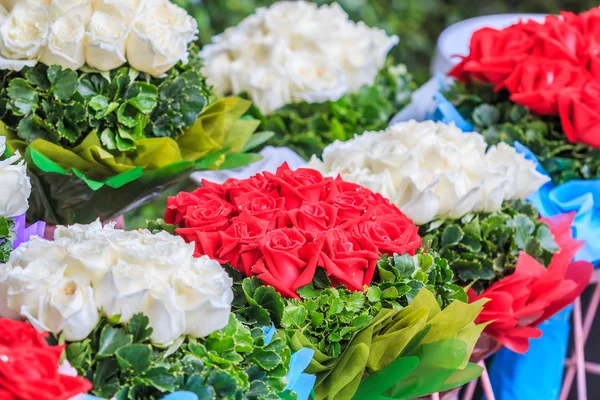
163, 164, 489, 399
0, 318, 92, 400
0, 136, 44, 262
0, 220, 310, 399
0, 0, 269, 225
443, 7, 600, 264
310, 120, 593, 358
200, 0, 414, 159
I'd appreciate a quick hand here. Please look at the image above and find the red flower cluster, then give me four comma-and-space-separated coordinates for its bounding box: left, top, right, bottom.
0, 319, 92, 400
166, 163, 422, 298
450, 8, 600, 147
468, 213, 593, 353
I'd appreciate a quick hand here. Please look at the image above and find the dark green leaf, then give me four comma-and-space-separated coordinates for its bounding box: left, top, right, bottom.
96, 325, 133, 358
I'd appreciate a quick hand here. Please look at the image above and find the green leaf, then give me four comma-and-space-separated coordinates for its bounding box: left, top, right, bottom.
8, 78, 38, 115
392, 253, 416, 278
441, 225, 464, 247
115, 344, 152, 374
536, 224, 559, 252
144, 367, 177, 392
472, 103, 500, 127
96, 325, 133, 358
281, 305, 307, 329
510, 214, 536, 249
126, 82, 158, 113
248, 348, 282, 371
128, 313, 153, 343
367, 286, 382, 302
218, 153, 263, 170
48, 65, 78, 101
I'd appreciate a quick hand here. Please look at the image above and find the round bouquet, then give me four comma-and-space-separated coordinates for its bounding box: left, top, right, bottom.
444, 7, 600, 263
0, 221, 308, 399
200, 0, 414, 158
310, 120, 593, 358
164, 164, 490, 400
0, 0, 269, 225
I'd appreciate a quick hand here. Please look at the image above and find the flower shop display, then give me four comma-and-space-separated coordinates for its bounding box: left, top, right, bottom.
0, 136, 44, 262
308, 120, 549, 225
200, 0, 414, 159
0, 0, 270, 226
0, 318, 92, 400
164, 164, 489, 399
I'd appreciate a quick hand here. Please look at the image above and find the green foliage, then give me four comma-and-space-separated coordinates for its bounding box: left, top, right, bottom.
275, 253, 467, 358
0, 47, 210, 152
243, 62, 413, 159
146, 219, 177, 235
0, 216, 14, 263
445, 82, 600, 185
420, 200, 559, 293
66, 313, 295, 400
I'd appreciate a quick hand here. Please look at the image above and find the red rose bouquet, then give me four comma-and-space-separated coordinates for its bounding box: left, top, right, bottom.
450, 7, 600, 150
467, 213, 593, 354
0, 318, 92, 400
165, 163, 422, 298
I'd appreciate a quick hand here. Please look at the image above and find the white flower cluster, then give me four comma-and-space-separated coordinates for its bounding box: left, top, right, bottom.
308, 120, 550, 225
0, 0, 198, 76
0, 136, 31, 218
200, 1, 398, 114
0, 221, 233, 345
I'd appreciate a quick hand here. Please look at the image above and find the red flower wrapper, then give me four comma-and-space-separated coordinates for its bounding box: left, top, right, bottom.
0, 319, 92, 400
166, 163, 422, 298
468, 213, 593, 354
450, 7, 600, 147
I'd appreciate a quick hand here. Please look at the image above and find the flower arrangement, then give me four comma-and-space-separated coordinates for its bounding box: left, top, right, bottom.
0, 220, 233, 345
308, 120, 549, 225
200, 0, 414, 158
0, 0, 270, 225
164, 164, 489, 400
166, 163, 422, 297
0, 318, 92, 400
448, 7, 600, 183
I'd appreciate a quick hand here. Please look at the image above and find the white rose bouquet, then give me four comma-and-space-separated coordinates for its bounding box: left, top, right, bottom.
201, 0, 414, 158
308, 120, 550, 225
0, 0, 270, 225
0, 220, 234, 344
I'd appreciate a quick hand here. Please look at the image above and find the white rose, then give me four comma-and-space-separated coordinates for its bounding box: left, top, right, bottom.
0, 2, 49, 69
50, 0, 92, 23
259, 0, 316, 35
63, 238, 113, 285
94, 259, 150, 322
287, 54, 347, 104
0, 149, 31, 218
199, 49, 232, 95
126, 18, 188, 77
39, 15, 85, 70
143, 2, 198, 43
92, 0, 139, 22
144, 281, 185, 346
84, 11, 127, 71
246, 66, 292, 114
172, 256, 233, 338
0, 258, 66, 320
21, 279, 98, 341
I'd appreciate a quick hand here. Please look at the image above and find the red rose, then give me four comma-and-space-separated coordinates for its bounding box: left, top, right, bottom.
280, 201, 338, 234
0, 346, 91, 400
0, 319, 92, 400
232, 190, 284, 229
320, 229, 379, 291
561, 7, 600, 37
271, 163, 329, 210
532, 15, 588, 66
165, 192, 203, 225
499, 58, 590, 115
449, 24, 538, 84
559, 81, 600, 148
252, 228, 322, 298
217, 212, 269, 276
351, 213, 421, 256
